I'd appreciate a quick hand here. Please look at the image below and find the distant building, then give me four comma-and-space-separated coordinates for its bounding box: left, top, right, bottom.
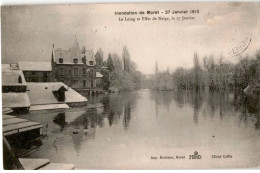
51, 36, 97, 89
19, 62, 52, 82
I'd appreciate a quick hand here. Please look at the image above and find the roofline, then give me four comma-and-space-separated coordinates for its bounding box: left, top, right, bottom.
2, 84, 27, 86
22, 70, 52, 72
55, 63, 85, 65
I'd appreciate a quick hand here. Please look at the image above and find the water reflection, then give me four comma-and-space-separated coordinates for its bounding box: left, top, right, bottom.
150, 89, 260, 127
18, 89, 259, 168
53, 113, 67, 132
123, 103, 131, 130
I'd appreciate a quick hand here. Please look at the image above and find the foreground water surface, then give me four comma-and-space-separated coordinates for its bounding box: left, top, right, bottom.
19, 89, 259, 169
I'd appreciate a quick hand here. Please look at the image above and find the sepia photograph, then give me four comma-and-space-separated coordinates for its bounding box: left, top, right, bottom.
1, 1, 260, 170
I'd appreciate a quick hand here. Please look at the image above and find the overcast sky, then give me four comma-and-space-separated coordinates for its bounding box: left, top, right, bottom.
2, 2, 260, 74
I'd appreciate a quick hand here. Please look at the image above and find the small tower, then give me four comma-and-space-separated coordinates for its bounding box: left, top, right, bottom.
50, 44, 56, 82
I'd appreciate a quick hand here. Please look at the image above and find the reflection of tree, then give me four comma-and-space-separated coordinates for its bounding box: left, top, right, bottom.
123, 103, 131, 130
255, 112, 260, 130
192, 91, 203, 124
172, 90, 204, 124
162, 91, 172, 111
175, 90, 184, 108
101, 91, 138, 127
150, 90, 173, 112
232, 90, 259, 126
72, 132, 83, 155
208, 91, 218, 117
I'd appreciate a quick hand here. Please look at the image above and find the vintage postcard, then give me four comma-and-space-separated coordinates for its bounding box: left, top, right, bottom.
1, 1, 260, 170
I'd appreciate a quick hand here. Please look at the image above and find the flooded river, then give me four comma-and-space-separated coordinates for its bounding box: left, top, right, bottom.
19, 89, 259, 169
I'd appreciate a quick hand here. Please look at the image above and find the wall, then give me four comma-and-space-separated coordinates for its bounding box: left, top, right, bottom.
54, 63, 97, 89
23, 71, 52, 82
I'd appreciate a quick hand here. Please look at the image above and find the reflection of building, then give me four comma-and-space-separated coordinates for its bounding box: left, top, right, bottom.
51, 36, 97, 89
19, 62, 52, 82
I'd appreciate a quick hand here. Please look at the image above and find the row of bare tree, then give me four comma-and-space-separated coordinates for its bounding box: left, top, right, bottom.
172, 51, 260, 91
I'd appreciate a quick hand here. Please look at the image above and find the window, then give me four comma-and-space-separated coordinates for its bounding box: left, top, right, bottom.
83, 80, 86, 87
74, 80, 78, 86
23, 71, 29, 76
91, 69, 95, 77
74, 68, 78, 75
43, 72, 48, 78
73, 59, 78, 64
83, 68, 86, 75
32, 71, 36, 75
89, 61, 93, 65
59, 68, 64, 75
91, 80, 94, 87
59, 58, 63, 63
82, 57, 86, 64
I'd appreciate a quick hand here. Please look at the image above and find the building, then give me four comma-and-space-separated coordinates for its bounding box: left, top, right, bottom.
18, 62, 52, 82
95, 71, 103, 88
2, 64, 30, 113
26, 82, 88, 110
51, 36, 97, 90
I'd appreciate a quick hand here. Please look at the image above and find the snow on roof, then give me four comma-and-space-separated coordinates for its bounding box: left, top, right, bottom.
53, 38, 95, 66
2, 64, 11, 69
85, 50, 96, 66
2, 93, 31, 108
3, 115, 43, 136
2, 67, 27, 86
54, 49, 84, 65
27, 82, 87, 105
64, 85, 88, 103
30, 104, 69, 111
96, 72, 103, 78
19, 62, 52, 71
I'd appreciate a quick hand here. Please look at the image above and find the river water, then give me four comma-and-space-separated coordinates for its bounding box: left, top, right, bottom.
19, 89, 259, 169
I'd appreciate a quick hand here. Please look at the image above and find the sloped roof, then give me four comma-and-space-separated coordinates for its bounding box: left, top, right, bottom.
2, 64, 11, 69
27, 82, 87, 105
53, 37, 95, 66
27, 82, 63, 105
85, 50, 96, 66
101, 66, 108, 69
19, 62, 52, 71
2, 93, 31, 108
64, 85, 88, 103
3, 115, 43, 136
54, 49, 84, 65
30, 104, 69, 111
2, 66, 27, 86
54, 37, 84, 65
96, 72, 103, 78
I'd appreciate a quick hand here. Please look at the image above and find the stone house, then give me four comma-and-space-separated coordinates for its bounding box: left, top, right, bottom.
51, 37, 97, 89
